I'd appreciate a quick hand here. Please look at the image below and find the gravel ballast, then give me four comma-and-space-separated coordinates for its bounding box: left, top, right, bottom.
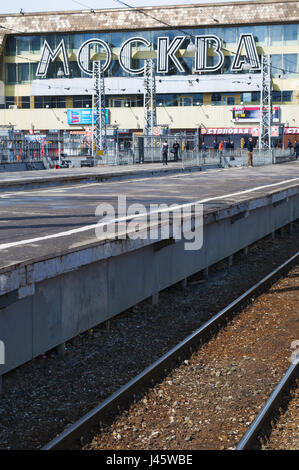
0, 222, 298, 450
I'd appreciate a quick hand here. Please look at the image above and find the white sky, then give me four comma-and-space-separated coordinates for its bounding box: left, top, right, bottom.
0, 0, 250, 15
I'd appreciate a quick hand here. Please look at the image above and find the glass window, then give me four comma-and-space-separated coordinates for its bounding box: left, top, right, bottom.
251, 91, 260, 103
43, 35, 56, 49
30, 36, 41, 52
21, 96, 30, 109
17, 36, 30, 54
282, 91, 293, 102
110, 32, 123, 49
30, 62, 38, 81
5, 96, 15, 108
73, 95, 92, 108
269, 25, 283, 46
223, 27, 237, 45
6, 63, 16, 84
241, 92, 251, 103
18, 63, 29, 83
284, 24, 298, 44
238, 26, 267, 45
272, 91, 282, 102
34, 96, 43, 108
69, 34, 82, 51
283, 54, 298, 77
271, 54, 282, 77
5, 37, 17, 55
211, 93, 222, 104
157, 94, 178, 106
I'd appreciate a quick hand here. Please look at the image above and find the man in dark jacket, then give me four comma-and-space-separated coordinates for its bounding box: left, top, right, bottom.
162, 140, 168, 165
173, 140, 179, 162
294, 141, 299, 159
247, 137, 254, 167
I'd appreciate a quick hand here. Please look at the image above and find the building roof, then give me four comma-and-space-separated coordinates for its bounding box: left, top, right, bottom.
0, 0, 298, 52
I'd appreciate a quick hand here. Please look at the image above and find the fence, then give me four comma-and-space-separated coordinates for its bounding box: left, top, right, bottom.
0, 133, 295, 168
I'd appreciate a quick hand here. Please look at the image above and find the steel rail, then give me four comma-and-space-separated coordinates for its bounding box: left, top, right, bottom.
43, 251, 298, 450
236, 360, 298, 450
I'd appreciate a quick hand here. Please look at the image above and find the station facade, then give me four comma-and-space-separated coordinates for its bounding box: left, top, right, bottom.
0, 0, 298, 152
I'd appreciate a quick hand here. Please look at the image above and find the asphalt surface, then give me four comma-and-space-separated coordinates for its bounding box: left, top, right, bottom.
0, 162, 298, 270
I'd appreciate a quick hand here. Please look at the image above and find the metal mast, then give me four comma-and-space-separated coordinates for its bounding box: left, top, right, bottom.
92, 60, 106, 159
258, 55, 272, 150
143, 59, 157, 136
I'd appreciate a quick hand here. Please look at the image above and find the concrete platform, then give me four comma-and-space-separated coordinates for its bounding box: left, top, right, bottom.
0, 162, 298, 376
0, 163, 204, 192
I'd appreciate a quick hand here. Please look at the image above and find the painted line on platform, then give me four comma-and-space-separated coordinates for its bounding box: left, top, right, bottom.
0, 177, 298, 251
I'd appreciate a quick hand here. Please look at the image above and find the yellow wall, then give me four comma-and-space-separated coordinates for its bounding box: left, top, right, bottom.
1, 104, 298, 131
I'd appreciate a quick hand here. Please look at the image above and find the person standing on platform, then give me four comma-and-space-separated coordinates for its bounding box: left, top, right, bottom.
294, 140, 299, 159
172, 139, 179, 162
247, 137, 254, 167
162, 140, 168, 165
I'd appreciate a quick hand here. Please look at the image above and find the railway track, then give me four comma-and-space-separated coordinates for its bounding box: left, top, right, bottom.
43, 252, 298, 451
236, 360, 298, 450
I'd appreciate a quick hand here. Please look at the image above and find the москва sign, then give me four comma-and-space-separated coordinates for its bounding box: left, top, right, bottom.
36, 33, 261, 78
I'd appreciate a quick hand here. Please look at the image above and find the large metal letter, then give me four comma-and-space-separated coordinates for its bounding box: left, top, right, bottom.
231, 33, 261, 71
194, 35, 224, 73
77, 39, 112, 75
119, 37, 151, 74
36, 39, 69, 77
157, 36, 185, 73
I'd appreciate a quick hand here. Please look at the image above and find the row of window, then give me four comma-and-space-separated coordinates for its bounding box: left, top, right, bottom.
1, 91, 293, 109
5, 54, 299, 84
5, 24, 299, 56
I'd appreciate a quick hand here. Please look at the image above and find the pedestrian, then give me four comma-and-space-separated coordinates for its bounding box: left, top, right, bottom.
294, 140, 299, 159
162, 140, 168, 165
213, 139, 218, 155
287, 139, 293, 156
218, 140, 224, 155
172, 139, 179, 162
247, 137, 254, 167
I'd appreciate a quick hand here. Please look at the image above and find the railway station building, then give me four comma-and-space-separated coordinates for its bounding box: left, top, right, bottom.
0, 0, 298, 152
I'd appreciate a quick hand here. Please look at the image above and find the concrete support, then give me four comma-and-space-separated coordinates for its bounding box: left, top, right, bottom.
56, 342, 66, 358
228, 255, 233, 268
181, 278, 188, 289
203, 267, 209, 280
243, 246, 249, 256
152, 292, 159, 306
271, 231, 276, 240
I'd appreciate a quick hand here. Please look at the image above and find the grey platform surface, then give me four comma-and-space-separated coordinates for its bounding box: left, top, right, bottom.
0, 163, 204, 190
0, 162, 298, 272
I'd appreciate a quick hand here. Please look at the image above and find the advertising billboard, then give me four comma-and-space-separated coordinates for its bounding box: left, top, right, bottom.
67, 109, 109, 125
232, 106, 279, 123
